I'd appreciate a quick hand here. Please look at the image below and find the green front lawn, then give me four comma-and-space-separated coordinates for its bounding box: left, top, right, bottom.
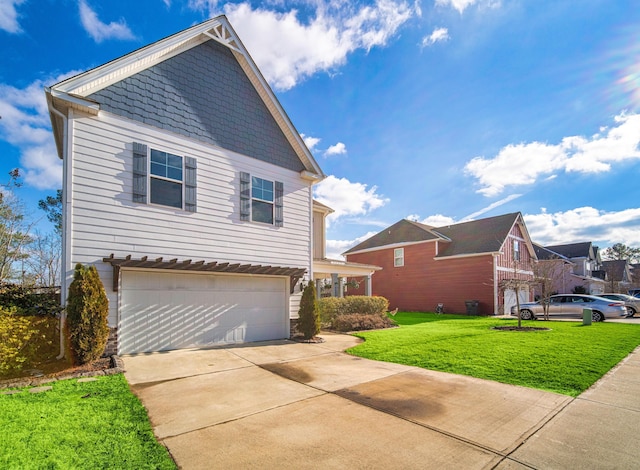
348, 312, 640, 396
0, 374, 175, 470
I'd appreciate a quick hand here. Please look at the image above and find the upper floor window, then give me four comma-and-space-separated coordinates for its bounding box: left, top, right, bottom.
513, 240, 521, 261
251, 176, 274, 224
394, 248, 404, 267
150, 149, 183, 209
240, 172, 283, 227
132, 142, 197, 212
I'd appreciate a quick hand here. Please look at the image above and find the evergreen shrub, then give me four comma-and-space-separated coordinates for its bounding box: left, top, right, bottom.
297, 282, 320, 340
66, 264, 109, 364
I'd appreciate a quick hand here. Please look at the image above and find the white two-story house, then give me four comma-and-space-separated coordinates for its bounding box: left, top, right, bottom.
46, 16, 326, 355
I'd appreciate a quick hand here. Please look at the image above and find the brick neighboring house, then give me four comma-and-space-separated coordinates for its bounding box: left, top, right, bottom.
343, 213, 537, 315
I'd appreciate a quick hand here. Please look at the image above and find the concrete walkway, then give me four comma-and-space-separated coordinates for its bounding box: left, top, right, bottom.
124, 332, 640, 469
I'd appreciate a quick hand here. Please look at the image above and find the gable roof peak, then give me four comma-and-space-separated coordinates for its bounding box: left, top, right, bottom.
46, 16, 324, 177
343, 212, 528, 257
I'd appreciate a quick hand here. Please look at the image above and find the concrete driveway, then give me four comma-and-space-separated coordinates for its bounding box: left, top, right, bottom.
124, 332, 579, 469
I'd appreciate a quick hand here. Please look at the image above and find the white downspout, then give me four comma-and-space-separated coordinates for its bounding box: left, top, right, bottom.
48, 99, 71, 360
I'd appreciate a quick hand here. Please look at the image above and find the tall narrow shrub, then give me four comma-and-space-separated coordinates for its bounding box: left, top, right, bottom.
298, 282, 320, 340
66, 264, 109, 364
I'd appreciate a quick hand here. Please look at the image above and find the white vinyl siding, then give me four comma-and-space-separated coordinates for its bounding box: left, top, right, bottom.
67, 113, 312, 327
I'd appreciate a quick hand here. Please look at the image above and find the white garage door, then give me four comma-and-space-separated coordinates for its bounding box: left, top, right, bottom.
504, 288, 529, 315
119, 270, 288, 354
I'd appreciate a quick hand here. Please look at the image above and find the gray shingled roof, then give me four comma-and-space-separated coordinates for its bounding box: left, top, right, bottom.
533, 243, 570, 261
601, 260, 629, 281
343, 219, 441, 254
344, 212, 522, 257
544, 242, 594, 259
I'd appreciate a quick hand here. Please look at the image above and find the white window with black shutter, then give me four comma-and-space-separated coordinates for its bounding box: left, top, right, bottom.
132, 142, 197, 212
240, 172, 283, 226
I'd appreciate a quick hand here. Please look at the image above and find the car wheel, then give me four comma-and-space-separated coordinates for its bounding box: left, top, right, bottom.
520, 309, 534, 320
592, 311, 604, 322
626, 307, 635, 317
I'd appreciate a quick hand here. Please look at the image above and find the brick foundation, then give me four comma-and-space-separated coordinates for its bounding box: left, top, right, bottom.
103, 327, 118, 357
289, 318, 299, 338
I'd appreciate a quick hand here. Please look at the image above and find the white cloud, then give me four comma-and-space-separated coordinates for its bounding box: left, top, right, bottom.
435, 0, 478, 13
464, 112, 640, 196
420, 214, 456, 227
0, 0, 25, 33
325, 141, 347, 156
313, 175, 389, 225
421, 27, 449, 47
327, 231, 378, 259
435, 0, 500, 13
301, 133, 321, 152
524, 206, 640, 248
0, 73, 78, 190
461, 193, 522, 220
79, 0, 136, 43
218, 0, 415, 90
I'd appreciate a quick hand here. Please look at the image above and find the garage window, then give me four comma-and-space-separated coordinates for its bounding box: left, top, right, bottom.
132, 142, 197, 212
240, 172, 283, 226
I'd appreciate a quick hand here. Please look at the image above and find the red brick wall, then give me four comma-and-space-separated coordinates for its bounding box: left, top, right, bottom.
347, 242, 496, 315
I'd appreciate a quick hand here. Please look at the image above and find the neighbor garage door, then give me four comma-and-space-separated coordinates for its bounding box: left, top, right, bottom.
119, 270, 288, 354
504, 288, 529, 315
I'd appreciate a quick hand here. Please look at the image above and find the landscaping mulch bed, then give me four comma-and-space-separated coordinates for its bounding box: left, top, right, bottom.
0, 356, 124, 389
290, 335, 325, 343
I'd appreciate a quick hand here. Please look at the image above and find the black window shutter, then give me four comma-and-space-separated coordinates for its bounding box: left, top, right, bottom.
274, 181, 284, 227
132, 142, 147, 203
184, 156, 197, 212
240, 172, 251, 221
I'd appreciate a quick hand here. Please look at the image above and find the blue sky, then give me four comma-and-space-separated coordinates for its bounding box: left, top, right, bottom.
1, 0, 639, 258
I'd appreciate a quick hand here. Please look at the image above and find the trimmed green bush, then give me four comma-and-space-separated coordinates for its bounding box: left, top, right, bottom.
297, 282, 320, 340
0, 306, 58, 376
318, 295, 390, 325
332, 313, 395, 332
66, 264, 109, 365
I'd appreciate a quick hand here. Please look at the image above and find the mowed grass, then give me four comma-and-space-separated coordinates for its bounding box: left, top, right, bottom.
0, 374, 175, 470
348, 312, 640, 396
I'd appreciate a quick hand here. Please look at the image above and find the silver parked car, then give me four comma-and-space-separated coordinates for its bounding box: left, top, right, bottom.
510, 294, 627, 322
599, 293, 640, 317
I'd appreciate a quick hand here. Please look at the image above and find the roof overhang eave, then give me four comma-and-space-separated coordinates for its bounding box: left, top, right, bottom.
313, 258, 382, 278
343, 239, 439, 257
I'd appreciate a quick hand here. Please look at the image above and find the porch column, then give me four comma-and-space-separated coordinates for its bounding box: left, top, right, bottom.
364, 275, 372, 296
315, 279, 322, 299
331, 273, 342, 297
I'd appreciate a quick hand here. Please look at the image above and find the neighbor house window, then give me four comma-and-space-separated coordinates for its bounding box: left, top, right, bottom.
394, 248, 404, 267
251, 176, 274, 224
513, 240, 521, 261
